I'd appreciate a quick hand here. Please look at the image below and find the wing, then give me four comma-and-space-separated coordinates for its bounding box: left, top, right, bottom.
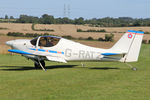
8, 49, 67, 63
46, 56, 67, 63
8, 49, 33, 55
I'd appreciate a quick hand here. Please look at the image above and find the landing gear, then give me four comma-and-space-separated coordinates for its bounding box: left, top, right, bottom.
34, 60, 45, 68
81, 62, 85, 67
34, 60, 46, 71
34, 62, 40, 69
40, 60, 45, 68
132, 67, 137, 71
125, 63, 137, 71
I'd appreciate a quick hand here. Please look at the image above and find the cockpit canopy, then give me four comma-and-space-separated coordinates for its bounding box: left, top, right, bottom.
30, 36, 61, 47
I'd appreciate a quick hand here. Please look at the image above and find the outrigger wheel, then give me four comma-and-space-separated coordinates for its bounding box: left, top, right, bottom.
125, 63, 137, 71
132, 67, 137, 71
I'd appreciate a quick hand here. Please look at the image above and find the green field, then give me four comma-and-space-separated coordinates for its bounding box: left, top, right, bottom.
0, 44, 150, 100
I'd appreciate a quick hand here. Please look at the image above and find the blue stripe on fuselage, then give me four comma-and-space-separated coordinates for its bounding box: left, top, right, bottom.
38, 49, 45, 52
49, 50, 57, 53
8, 49, 33, 55
29, 48, 64, 54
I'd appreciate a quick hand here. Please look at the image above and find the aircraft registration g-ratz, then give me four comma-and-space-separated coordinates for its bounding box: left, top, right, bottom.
6, 30, 144, 71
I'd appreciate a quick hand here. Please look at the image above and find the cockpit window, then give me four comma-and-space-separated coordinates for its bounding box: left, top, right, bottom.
30, 37, 38, 46
39, 36, 60, 47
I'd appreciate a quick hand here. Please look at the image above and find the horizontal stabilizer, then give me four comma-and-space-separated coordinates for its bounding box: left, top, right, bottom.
101, 53, 120, 56
101, 53, 126, 57
101, 52, 125, 61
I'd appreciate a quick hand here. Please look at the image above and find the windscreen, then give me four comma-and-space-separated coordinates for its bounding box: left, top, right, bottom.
38, 36, 60, 47
30, 37, 38, 46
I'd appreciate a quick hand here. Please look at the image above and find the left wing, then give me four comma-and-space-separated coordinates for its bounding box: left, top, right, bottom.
46, 56, 67, 63
8, 49, 67, 63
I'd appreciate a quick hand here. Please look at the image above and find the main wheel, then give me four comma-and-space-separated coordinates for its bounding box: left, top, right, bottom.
34, 60, 45, 69
34, 62, 40, 69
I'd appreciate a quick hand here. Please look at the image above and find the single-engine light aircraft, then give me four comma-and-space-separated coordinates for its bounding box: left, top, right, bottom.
6, 30, 144, 71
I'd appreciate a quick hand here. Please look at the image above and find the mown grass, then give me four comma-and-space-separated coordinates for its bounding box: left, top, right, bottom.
0, 44, 150, 100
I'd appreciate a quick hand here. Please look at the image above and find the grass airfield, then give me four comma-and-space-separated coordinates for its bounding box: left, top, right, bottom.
0, 44, 150, 100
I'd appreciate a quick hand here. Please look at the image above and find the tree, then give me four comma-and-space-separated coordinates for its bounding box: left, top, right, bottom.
39, 14, 55, 24
10, 16, 14, 19
74, 17, 85, 24
133, 21, 141, 26
11, 14, 150, 27
16, 15, 39, 23
5, 15, 8, 19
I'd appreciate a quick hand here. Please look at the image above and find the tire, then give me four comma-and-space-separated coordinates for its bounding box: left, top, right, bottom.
34, 60, 45, 69
132, 67, 137, 71
34, 62, 40, 69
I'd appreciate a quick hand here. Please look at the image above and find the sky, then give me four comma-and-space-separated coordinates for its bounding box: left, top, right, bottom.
0, 0, 149, 19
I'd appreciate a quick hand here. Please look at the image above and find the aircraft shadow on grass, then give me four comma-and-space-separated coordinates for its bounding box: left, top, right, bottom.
0, 65, 119, 71
0, 65, 77, 71
88, 67, 120, 70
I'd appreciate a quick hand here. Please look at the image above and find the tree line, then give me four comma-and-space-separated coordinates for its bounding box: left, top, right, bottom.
7, 32, 114, 42
1, 14, 150, 27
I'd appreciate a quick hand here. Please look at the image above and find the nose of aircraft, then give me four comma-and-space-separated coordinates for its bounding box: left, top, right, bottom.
6, 40, 14, 46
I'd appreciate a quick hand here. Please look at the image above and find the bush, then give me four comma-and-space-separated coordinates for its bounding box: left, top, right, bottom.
7, 32, 41, 37
25, 33, 39, 37
148, 40, 150, 44
7, 32, 24, 37
98, 37, 104, 41
142, 40, 147, 44
0, 27, 8, 30
98, 29, 106, 32
77, 29, 106, 32
87, 37, 94, 40
77, 29, 82, 32
144, 31, 150, 34
62, 35, 74, 39
105, 33, 114, 42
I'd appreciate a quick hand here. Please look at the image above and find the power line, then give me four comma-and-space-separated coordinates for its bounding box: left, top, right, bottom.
63, 4, 66, 17
63, 4, 71, 18
68, 4, 70, 18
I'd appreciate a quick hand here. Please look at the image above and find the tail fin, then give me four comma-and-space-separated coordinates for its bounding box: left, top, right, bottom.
110, 30, 144, 62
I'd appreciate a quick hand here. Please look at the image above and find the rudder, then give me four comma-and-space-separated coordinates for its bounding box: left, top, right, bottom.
124, 30, 144, 62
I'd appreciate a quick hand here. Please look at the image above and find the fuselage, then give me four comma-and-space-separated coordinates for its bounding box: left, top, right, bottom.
6, 36, 118, 62
5, 30, 145, 71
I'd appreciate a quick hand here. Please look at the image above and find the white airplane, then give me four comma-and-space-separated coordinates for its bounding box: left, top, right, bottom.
6, 30, 144, 71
